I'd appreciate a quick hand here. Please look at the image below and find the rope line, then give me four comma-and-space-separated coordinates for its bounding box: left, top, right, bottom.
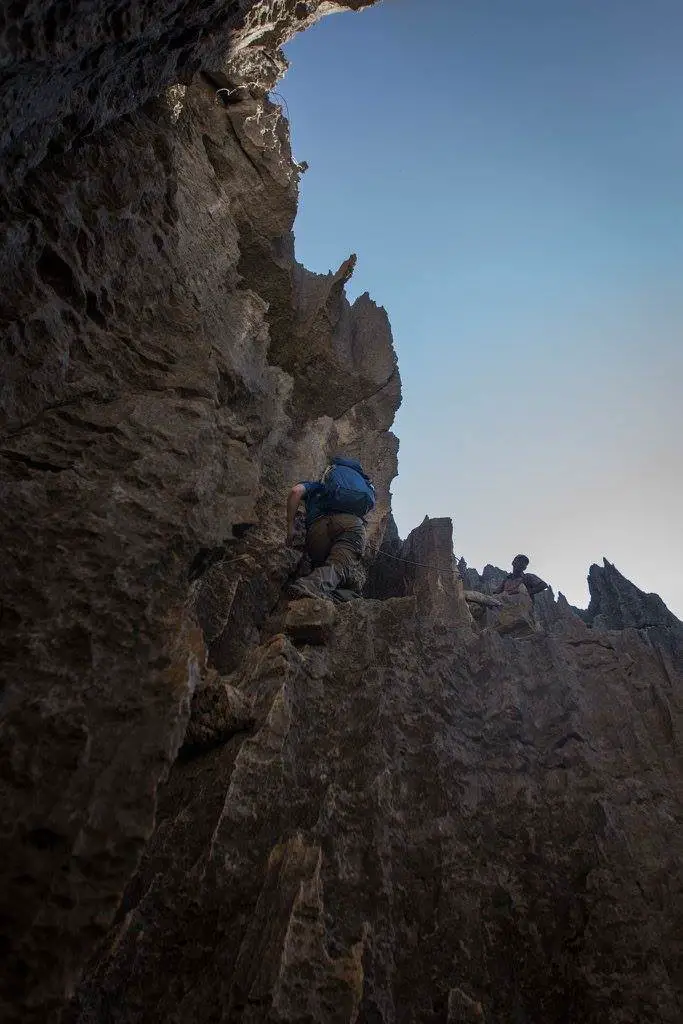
214, 88, 292, 125
270, 91, 291, 122
215, 87, 239, 102
372, 548, 461, 575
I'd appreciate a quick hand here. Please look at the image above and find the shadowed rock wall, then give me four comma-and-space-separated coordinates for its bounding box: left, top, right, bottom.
66, 565, 683, 1024
1, 3, 395, 1020
585, 559, 683, 636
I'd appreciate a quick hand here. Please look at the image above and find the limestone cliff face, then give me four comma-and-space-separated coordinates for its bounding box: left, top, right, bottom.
67, 525, 683, 1024
1, 3, 682, 1023
1, 3, 395, 1020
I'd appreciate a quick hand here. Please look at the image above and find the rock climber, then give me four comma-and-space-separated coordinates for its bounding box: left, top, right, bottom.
285, 455, 376, 600
492, 555, 548, 601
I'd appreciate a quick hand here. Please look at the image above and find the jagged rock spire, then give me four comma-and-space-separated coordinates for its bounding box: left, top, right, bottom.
584, 559, 683, 633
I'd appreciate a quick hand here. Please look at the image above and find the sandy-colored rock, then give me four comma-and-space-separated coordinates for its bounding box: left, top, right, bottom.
230, 834, 366, 1021
463, 590, 502, 608
284, 599, 337, 645
369, 515, 471, 628
183, 671, 255, 752
492, 592, 537, 636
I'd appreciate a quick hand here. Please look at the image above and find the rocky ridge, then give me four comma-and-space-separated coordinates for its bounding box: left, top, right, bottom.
66, 521, 683, 1024
1, 3, 682, 1023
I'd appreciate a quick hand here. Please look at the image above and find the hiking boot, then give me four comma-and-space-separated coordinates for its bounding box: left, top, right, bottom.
287, 579, 327, 600
287, 564, 342, 601
330, 588, 362, 604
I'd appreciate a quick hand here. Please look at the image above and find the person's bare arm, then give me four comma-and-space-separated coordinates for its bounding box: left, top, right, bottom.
523, 573, 548, 596
286, 484, 306, 545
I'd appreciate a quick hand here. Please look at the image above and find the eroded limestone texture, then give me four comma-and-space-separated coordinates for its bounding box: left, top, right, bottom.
67, 558, 683, 1024
585, 559, 683, 635
1, 4, 394, 1019
0, 0, 377, 188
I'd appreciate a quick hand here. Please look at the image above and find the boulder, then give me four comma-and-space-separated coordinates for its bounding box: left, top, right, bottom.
284, 599, 337, 646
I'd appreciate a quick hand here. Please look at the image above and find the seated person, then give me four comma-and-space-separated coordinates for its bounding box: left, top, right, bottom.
493, 554, 548, 601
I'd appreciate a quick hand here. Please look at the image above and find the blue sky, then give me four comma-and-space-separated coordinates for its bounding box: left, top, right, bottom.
279, 0, 683, 614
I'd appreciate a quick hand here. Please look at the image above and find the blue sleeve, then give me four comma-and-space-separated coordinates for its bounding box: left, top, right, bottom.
299, 481, 323, 496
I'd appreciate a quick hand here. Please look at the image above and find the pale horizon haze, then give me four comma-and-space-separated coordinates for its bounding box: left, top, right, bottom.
279, 0, 683, 616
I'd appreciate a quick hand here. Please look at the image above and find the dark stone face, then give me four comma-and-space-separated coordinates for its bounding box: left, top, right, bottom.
512, 555, 529, 575
66, 576, 683, 1024
0, 4, 393, 1021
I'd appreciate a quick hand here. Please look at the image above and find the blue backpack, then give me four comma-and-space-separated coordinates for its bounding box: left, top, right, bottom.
320, 457, 376, 518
